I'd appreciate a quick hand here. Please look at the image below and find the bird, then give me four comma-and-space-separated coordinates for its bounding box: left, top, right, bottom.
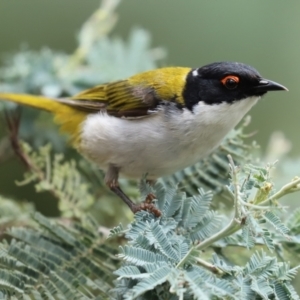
0, 61, 287, 215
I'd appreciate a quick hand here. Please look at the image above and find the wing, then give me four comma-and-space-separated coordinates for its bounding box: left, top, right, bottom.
67, 67, 191, 118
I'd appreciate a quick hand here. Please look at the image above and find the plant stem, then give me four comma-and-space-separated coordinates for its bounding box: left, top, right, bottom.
196, 217, 241, 252
194, 257, 224, 275
259, 177, 300, 206
176, 155, 244, 268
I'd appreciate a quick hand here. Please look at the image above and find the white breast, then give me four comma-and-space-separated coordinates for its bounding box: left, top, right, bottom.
79, 97, 259, 179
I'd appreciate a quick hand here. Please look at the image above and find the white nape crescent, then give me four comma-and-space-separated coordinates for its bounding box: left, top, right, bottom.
192, 69, 198, 77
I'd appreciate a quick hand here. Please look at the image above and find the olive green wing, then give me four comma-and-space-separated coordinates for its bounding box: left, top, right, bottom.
67, 67, 190, 118
69, 80, 160, 117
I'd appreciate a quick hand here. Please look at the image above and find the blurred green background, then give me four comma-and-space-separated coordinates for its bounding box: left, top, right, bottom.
0, 0, 299, 214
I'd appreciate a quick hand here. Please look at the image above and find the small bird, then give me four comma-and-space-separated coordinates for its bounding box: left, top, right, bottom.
0, 62, 287, 215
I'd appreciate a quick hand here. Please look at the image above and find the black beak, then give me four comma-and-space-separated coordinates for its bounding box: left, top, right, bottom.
252, 79, 288, 93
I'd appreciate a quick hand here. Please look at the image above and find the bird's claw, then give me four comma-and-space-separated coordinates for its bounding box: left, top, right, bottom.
131, 193, 161, 217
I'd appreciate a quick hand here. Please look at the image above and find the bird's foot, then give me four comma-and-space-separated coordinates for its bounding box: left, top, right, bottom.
108, 182, 161, 217
131, 193, 161, 217
145, 193, 156, 204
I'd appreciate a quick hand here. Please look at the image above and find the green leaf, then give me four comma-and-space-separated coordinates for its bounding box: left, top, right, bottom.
118, 246, 166, 266
185, 267, 210, 300
244, 251, 277, 279
263, 211, 290, 237
188, 211, 222, 242
123, 266, 171, 300
114, 266, 146, 280
108, 223, 124, 238
146, 220, 179, 261
250, 277, 273, 300
234, 275, 255, 300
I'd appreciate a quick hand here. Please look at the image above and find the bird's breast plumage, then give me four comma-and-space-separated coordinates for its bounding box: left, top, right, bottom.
78, 96, 259, 179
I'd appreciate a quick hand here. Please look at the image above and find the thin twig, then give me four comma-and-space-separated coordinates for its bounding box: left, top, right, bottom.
194, 257, 224, 275
259, 178, 300, 206
228, 155, 240, 217
4, 108, 31, 169
4, 109, 62, 201
239, 199, 272, 210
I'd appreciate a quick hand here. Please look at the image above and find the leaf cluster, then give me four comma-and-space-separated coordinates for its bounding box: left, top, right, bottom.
111, 166, 300, 299
0, 212, 120, 299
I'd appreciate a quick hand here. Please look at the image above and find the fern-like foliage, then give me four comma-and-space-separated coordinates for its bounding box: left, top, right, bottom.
10, 140, 137, 224
0, 212, 120, 299
0, 142, 299, 299
112, 185, 226, 299
111, 160, 300, 300
16, 142, 94, 219
213, 251, 300, 300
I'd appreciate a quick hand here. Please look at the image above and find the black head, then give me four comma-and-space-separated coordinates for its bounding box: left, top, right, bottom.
182, 62, 287, 110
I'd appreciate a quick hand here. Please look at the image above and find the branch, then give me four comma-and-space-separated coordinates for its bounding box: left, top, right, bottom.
194, 257, 224, 275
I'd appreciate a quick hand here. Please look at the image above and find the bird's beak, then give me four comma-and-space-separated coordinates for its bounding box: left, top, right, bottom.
252, 79, 288, 93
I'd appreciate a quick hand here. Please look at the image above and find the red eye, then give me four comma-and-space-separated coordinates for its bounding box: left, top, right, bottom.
221, 75, 239, 90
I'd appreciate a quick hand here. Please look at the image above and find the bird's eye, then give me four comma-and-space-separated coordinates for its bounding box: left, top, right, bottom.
221, 75, 239, 90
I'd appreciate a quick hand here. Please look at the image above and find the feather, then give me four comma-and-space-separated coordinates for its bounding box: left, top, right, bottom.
0, 67, 191, 139
70, 67, 191, 118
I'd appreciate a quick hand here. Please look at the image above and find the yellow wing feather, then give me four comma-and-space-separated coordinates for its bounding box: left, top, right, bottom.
72, 67, 191, 116
0, 67, 191, 142
0, 93, 86, 145
129, 67, 190, 104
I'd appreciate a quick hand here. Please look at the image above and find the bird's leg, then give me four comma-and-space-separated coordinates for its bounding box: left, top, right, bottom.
105, 165, 136, 211
105, 165, 161, 217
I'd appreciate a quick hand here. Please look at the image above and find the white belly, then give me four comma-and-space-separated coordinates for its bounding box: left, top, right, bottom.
79, 97, 259, 179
